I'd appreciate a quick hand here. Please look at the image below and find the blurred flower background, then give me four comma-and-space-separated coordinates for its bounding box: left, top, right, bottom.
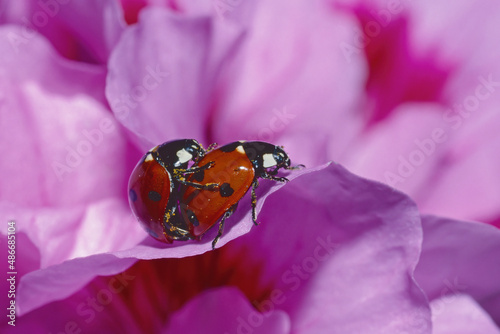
1, 0, 500, 333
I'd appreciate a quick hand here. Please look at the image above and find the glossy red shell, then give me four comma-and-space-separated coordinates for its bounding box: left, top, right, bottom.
128, 155, 172, 243
181, 147, 256, 237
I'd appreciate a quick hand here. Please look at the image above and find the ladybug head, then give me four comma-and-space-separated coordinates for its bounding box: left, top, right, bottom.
242, 141, 303, 175
273, 146, 291, 170
183, 139, 206, 161
154, 139, 205, 169
273, 145, 304, 173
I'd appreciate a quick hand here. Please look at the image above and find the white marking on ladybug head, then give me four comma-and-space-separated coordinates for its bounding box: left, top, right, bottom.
263, 153, 277, 168
176, 148, 193, 164
236, 145, 245, 154
144, 153, 154, 162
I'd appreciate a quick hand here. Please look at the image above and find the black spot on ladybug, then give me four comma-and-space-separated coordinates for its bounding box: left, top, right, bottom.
148, 191, 162, 202
219, 183, 234, 197
129, 189, 137, 202
192, 169, 205, 182
186, 209, 199, 226
219, 141, 241, 153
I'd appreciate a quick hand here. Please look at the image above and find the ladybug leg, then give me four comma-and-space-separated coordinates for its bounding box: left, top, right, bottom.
212, 204, 237, 250
286, 164, 305, 170
174, 162, 220, 190
175, 161, 214, 176
193, 143, 217, 164
204, 142, 218, 153
261, 173, 289, 183
163, 207, 194, 241
251, 179, 260, 226
179, 180, 219, 191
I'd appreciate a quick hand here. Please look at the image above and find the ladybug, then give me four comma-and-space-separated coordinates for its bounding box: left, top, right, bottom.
128, 139, 218, 243
180, 141, 304, 249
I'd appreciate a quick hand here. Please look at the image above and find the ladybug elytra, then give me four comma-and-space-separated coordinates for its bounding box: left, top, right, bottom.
128, 139, 217, 243
181, 141, 303, 249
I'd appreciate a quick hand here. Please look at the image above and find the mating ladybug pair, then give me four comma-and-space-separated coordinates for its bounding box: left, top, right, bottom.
128, 139, 303, 249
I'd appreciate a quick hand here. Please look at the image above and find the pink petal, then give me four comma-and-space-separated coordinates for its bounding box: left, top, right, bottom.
0, 26, 129, 208
0, 231, 40, 323
163, 287, 291, 334
118, 0, 207, 24
211, 0, 366, 167
0, 26, 141, 314
106, 7, 243, 149
0, 25, 140, 259
226, 163, 430, 333
343, 101, 500, 223
16, 254, 136, 316
415, 215, 500, 324
407, 0, 500, 101
0, 0, 125, 63
431, 294, 500, 334
404, 0, 500, 222
417, 108, 500, 221
334, 0, 450, 124
343, 102, 446, 194
1, 266, 142, 333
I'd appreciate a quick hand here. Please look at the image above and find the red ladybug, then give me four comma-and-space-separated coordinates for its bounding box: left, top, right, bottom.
181, 141, 303, 249
128, 139, 217, 243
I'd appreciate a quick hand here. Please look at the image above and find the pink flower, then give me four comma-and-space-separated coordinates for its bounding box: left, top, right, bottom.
330, 0, 500, 225
1, 0, 500, 333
